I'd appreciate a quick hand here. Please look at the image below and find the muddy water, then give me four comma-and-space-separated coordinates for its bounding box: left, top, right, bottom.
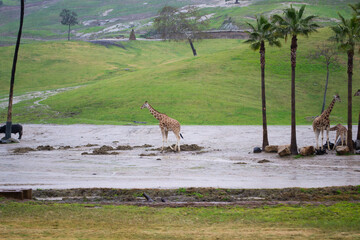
0, 124, 359, 189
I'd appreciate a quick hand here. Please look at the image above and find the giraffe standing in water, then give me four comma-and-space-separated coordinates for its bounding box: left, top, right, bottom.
141, 101, 183, 152
329, 123, 347, 149
312, 94, 341, 150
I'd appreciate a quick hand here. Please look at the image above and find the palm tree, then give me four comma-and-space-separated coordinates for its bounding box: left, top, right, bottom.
245, 15, 281, 150
355, 89, 360, 142
3, 0, 24, 141
272, 5, 319, 155
331, 15, 360, 152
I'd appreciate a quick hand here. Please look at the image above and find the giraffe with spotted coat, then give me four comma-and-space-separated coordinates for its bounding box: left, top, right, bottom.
141, 101, 183, 152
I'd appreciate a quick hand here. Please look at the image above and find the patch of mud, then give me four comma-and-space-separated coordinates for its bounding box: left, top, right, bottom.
258, 159, 271, 163
12, 147, 36, 154
82, 145, 119, 155
133, 144, 153, 148
140, 153, 157, 157
36, 145, 55, 151
32, 186, 360, 206
150, 144, 204, 152
116, 145, 133, 150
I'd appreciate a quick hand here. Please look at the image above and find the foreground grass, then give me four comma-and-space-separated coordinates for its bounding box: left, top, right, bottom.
0, 201, 359, 239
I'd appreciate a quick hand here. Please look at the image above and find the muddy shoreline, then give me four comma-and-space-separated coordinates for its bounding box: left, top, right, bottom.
32, 186, 360, 207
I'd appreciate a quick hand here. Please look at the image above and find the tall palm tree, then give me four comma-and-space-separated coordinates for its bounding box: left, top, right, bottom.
331, 15, 360, 152
272, 5, 318, 155
3, 0, 24, 141
245, 15, 281, 150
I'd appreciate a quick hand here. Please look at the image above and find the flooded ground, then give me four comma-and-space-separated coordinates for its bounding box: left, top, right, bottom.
0, 124, 359, 190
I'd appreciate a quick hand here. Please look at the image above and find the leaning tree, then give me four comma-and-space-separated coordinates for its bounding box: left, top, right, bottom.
245, 15, 281, 150
3, 0, 24, 142
60, 9, 78, 41
308, 43, 339, 114
272, 5, 319, 155
331, 14, 360, 152
154, 6, 208, 56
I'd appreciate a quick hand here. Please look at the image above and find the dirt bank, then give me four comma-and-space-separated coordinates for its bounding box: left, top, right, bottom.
32, 186, 360, 207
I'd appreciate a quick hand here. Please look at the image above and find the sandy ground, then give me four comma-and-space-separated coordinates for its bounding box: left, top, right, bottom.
0, 124, 359, 190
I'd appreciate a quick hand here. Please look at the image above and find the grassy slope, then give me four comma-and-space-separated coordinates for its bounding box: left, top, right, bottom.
2, 28, 358, 125
0, 201, 359, 239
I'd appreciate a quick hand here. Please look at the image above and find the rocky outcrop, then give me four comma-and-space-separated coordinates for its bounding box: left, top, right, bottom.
336, 146, 350, 155
278, 145, 291, 157
299, 146, 315, 156
264, 145, 278, 153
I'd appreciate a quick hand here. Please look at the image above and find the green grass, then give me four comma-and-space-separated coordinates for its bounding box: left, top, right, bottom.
2, 27, 359, 125
0, 201, 359, 239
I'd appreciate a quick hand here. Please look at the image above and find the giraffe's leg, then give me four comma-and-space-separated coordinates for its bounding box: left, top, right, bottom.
176, 134, 181, 152
166, 130, 174, 150
172, 130, 181, 152
320, 129, 324, 150
314, 129, 320, 150
333, 132, 339, 150
326, 127, 330, 150
160, 128, 165, 153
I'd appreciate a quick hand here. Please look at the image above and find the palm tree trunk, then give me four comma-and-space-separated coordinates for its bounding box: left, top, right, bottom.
357, 111, 360, 141
290, 35, 298, 155
4, 0, 24, 140
347, 50, 354, 152
260, 41, 269, 150
188, 38, 197, 56
321, 64, 330, 114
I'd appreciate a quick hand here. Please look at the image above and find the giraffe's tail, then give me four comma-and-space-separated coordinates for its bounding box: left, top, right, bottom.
180, 133, 184, 139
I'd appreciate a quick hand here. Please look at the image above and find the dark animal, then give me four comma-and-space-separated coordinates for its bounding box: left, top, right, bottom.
0, 124, 23, 139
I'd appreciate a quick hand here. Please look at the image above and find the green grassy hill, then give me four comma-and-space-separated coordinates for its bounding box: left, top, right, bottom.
0, 28, 359, 125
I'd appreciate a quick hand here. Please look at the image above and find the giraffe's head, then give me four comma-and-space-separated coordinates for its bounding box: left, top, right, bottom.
334, 94, 341, 102
141, 101, 149, 109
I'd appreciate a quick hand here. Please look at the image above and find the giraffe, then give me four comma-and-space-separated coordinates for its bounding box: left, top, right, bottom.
141, 101, 183, 152
329, 123, 347, 149
312, 94, 341, 150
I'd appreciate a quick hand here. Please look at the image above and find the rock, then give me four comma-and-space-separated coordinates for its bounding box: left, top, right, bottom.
278, 145, 291, 157
258, 159, 271, 163
322, 141, 334, 150
299, 146, 315, 156
336, 146, 350, 155
355, 140, 360, 150
253, 147, 262, 153
315, 148, 326, 155
264, 145, 278, 153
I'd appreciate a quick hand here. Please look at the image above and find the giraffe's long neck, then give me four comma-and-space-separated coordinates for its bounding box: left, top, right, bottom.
147, 103, 164, 121
321, 98, 336, 118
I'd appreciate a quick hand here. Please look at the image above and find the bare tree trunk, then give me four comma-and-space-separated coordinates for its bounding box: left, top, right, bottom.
290, 35, 298, 155
68, 24, 70, 41
347, 50, 354, 152
188, 38, 197, 56
321, 64, 330, 114
5, 0, 24, 140
357, 111, 360, 141
260, 41, 269, 150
